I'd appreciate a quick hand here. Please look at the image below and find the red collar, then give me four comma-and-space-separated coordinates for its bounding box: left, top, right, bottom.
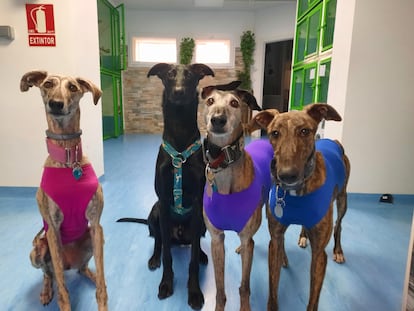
46, 138, 83, 166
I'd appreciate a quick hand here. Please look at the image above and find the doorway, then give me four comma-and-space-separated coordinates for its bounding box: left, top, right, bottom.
262, 39, 293, 113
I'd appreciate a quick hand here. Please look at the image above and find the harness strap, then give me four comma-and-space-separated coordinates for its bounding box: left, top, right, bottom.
162, 139, 202, 215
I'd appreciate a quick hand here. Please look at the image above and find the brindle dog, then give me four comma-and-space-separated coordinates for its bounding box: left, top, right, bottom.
20, 71, 107, 311
249, 103, 350, 311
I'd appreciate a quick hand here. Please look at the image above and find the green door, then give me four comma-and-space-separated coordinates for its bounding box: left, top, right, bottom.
97, 0, 125, 139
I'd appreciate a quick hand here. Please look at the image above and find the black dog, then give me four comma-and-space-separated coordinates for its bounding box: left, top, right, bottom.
118, 63, 214, 310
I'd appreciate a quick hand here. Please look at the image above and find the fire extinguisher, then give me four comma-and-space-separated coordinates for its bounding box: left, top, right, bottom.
30, 5, 46, 33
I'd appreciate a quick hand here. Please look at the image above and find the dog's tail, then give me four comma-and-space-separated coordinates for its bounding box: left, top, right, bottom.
116, 217, 148, 224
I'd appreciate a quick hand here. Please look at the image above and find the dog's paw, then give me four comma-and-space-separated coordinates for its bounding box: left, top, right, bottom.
333, 252, 346, 264
158, 280, 173, 299
298, 236, 308, 248
40, 286, 54, 305
148, 255, 161, 270
199, 250, 208, 265
188, 290, 204, 310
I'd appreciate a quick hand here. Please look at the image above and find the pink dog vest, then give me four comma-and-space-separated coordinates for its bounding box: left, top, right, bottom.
40, 164, 99, 244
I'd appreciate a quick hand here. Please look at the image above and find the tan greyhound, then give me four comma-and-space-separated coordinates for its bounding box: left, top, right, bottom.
249, 103, 350, 311
20, 71, 107, 311
201, 81, 273, 311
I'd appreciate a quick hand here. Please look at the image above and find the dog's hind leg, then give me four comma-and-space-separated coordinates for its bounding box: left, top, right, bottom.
333, 154, 350, 263
298, 226, 308, 248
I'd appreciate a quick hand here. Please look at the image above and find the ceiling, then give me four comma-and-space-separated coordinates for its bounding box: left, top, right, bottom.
111, 0, 296, 11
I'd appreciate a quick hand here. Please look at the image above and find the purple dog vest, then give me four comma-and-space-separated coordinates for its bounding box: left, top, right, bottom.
269, 139, 346, 229
203, 139, 273, 233
40, 164, 99, 244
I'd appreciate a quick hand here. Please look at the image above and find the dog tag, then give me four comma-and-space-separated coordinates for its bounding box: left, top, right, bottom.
274, 199, 285, 218
72, 164, 83, 180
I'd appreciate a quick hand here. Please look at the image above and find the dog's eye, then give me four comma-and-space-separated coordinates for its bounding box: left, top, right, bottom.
270, 130, 279, 138
300, 128, 311, 137
43, 81, 53, 89
68, 84, 78, 92
230, 99, 239, 108
167, 70, 176, 79
206, 98, 214, 106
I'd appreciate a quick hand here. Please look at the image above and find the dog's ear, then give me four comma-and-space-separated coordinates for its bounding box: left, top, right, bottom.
201, 85, 215, 99
147, 63, 172, 79
248, 109, 279, 132
236, 90, 261, 111
215, 80, 242, 91
20, 71, 48, 92
305, 103, 342, 123
201, 81, 241, 99
190, 63, 215, 79
76, 78, 102, 105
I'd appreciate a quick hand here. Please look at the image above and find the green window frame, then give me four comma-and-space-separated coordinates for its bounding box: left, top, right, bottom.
297, 0, 322, 21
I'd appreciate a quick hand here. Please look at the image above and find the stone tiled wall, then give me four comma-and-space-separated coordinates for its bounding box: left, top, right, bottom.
122, 48, 244, 135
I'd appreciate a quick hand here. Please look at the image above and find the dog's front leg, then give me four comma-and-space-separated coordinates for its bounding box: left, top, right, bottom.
306, 208, 333, 311
238, 207, 262, 311
204, 213, 226, 311
267, 212, 288, 311
187, 205, 205, 310
158, 200, 174, 300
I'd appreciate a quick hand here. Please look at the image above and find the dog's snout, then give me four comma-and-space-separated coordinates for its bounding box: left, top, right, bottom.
48, 100, 64, 113
211, 115, 227, 129
278, 168, 300, 185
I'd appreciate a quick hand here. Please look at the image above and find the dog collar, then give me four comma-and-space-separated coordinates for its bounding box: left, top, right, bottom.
46, 138, 83, 180
203, 133, 244, 170
46, 129, 82, 140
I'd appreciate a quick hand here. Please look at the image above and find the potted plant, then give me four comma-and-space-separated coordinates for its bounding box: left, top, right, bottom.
238, 30, 256, 90
179, 37, 195, 65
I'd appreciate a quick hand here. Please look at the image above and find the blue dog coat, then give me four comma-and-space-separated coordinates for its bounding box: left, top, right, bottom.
203, 139, 273, 233
269, 139, 346, 229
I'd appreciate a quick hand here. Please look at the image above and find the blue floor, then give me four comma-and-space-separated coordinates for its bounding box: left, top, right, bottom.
0, 134, 413, 311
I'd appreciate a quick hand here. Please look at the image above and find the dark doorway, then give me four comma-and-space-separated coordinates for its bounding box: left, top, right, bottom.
262, 39, 293, 113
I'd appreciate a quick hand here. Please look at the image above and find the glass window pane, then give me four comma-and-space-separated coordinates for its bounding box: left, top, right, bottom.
133, 38, 177, 63
304, 65, 317, 105
295, 20, 307, 63
322, 0, 337, 49
318, 60, 331, 102
195, 40, 231, 64
306, 5, 321, 57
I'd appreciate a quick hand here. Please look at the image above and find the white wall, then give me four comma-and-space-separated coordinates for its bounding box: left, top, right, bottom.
125, 4, 297, 102
326, 0, 414, 194
0, 0, 103, 187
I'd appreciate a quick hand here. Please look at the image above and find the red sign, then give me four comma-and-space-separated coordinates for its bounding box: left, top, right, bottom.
25, 4, 56, 47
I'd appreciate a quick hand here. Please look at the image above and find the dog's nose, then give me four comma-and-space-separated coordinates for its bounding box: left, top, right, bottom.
48, 100, 64, 113
278, 168, 300, 185
211, 115, 227, 129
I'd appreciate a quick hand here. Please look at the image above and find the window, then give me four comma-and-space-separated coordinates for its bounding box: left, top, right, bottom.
130, 37, 233, 67
132, 37, 177, 64
195, 39, 232, 66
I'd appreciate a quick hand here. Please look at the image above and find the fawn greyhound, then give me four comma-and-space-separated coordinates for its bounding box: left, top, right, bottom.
201, 81, 273, 311
20, 71, 107, 311
249, 103, 350, 311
